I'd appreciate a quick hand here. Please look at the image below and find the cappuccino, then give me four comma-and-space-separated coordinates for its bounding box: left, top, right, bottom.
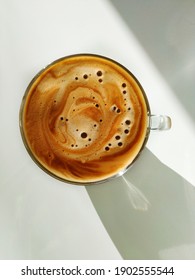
20, 54, 149, 183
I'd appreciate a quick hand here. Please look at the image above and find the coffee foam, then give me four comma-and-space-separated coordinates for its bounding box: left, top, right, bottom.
22, 55, 148, 183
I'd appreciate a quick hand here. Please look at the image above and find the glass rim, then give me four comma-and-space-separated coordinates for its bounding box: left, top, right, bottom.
19, 53, 151, 185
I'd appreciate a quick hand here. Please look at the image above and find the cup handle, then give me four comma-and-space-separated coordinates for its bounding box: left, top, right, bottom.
149, 114, 172, 130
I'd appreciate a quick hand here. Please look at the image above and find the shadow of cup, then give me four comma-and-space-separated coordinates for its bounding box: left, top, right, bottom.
86, 148, 195, 259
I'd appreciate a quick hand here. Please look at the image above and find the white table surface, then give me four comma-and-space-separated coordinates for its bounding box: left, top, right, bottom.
0, 0, 195, 259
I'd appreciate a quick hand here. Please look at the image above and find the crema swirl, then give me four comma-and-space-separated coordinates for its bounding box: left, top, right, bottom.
20, 54, 149, 183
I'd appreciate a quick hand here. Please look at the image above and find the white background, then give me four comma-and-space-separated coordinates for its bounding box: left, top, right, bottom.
0, 0, 195, 260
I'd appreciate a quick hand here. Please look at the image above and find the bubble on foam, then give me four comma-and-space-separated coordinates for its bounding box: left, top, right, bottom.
124, 129, 129, 134
81, 132, 88, 138
98, 79, 103, 83
118, 142, 123, 146
83, 74, 88, 79
125, 120, 131, 125
105, 146, 110, 151
123, 90, 126, 94
122, 83, 126, 88
111, 105, 116, 111
96, 70, 102, 76
110, 105, 121, 113
75, 77, 78, 80
115, 135, 121, 140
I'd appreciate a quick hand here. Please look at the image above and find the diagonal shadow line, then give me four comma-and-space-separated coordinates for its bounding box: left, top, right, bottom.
86, 148, 195, 259
108, 0, 195, 121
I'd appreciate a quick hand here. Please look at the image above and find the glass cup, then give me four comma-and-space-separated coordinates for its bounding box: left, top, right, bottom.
19, 54, 171, 185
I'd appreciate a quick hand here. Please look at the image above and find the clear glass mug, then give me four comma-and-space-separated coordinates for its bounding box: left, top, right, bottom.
19, 54, 171, 185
